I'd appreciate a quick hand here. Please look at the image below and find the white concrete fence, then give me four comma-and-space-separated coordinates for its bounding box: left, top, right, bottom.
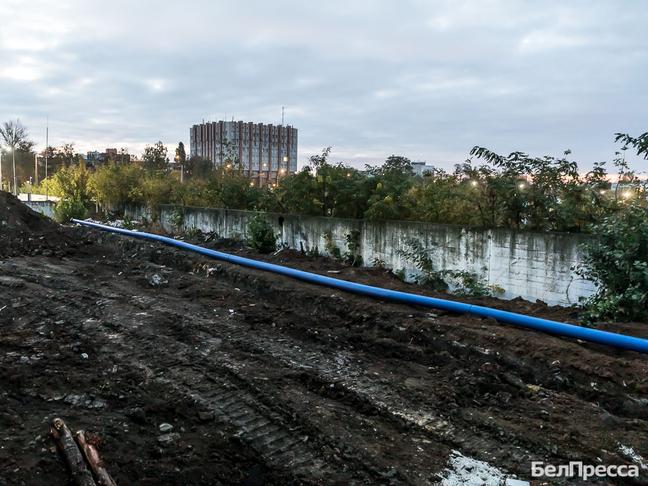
24, 200, 597, 306
125, 205, 596, 306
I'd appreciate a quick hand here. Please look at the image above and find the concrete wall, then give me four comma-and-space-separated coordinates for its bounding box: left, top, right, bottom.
124, 205, 596, 306
25, 201, 56, 219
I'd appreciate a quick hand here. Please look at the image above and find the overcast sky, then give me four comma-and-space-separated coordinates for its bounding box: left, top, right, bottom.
0, 0, 646, 169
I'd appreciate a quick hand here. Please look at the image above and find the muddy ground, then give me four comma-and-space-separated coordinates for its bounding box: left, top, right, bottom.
1, 193, 648, 485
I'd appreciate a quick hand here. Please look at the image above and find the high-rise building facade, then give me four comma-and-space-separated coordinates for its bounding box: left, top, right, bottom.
190, 121, 298, 185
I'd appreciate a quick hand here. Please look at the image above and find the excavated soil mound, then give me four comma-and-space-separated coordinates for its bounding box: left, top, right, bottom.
0, 191, 77, 258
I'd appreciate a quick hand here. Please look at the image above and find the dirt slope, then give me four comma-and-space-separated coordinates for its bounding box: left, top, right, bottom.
0, 191, 76, 258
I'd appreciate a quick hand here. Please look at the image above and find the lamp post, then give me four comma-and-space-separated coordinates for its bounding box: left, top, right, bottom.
1, 146, 13, 194
12, 144, 17, 196
34, 153, 39, 186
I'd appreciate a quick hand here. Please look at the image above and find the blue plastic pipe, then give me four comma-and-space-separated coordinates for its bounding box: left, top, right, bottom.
73, 218, 648, 355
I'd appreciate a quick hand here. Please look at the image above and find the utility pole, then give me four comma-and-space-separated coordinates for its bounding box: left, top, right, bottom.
34, 153, 39, 186
281, 106, 285, 125
12, 123, 17, 196
45, 117, 49, 200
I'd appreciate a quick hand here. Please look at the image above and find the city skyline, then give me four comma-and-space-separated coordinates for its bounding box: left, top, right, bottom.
1, 1, 647, 170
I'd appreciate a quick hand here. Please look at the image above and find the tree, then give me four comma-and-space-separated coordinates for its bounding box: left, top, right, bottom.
615, 132, 648, 160
175, 142, 187, 164
275, 167, 319, 215
52, 161, 94, 204
310, 147, 333, 216
0, 120, 33, 151
203, 166, 265, 210
91, 163, 145, 209
406, 167, 473, 225
0, 120, 35, 193
364, 155, 415, 221
59, 143, 79, 166
141, 141, 169, 171
185, 155, 213, 179
578, 201, 648, 322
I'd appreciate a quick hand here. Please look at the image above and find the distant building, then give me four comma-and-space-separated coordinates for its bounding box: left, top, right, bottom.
86, 148, 131, 166
105, 148, 118, 159
86, 151, 102, 164
190, 120, 298, 186
411, 161, 435, 176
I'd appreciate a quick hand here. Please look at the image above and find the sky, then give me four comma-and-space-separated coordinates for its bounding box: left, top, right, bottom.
0, 0, 646, 170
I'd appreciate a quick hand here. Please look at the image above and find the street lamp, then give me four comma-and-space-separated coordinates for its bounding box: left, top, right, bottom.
34, 153, 39, 186
1, 146, 14, 194
0, 146, 4, 191
11, 145, 17, 196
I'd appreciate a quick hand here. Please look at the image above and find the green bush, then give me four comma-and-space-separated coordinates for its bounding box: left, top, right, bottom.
344, 230, 363, 266
324, 231, 342, 260
54, 199, 87, 223
246, 214, 277, 254
578, 201, 648, 322
169, 206, 185, 230
441, 270, 503, 297
397, 238, 501, 296
397, 238, 447, 290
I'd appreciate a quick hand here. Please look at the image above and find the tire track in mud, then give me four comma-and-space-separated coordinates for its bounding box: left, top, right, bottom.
93, 294, 395, 484
185, 259, 648, 476
200, 257, 648, 413
102, 285, 519, 483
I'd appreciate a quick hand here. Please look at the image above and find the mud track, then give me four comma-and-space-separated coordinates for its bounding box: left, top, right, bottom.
1, 230, 647, 485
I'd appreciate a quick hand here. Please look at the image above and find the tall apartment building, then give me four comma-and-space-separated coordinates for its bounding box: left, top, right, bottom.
189, 120, 298, 185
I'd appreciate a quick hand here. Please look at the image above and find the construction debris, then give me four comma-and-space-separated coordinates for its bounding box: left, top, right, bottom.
49, 418, 96, 486
75, 430, 118, 486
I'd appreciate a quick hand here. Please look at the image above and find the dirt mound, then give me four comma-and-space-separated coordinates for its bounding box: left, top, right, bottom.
0, 191, 77, 258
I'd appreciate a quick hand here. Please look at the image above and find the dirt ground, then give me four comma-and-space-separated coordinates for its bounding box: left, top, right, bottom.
1, 192, 648, 485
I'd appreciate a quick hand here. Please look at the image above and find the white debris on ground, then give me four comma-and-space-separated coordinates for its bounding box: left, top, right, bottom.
619, 444, 648, 470
439, 450, 529, 486
80, 218, 141, 229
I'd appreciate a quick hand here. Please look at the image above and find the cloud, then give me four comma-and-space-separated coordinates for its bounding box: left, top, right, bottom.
144, 78, 168, 93
0, 56, 44, 81
0, 0, 646, 170
519, 31, 593, 52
